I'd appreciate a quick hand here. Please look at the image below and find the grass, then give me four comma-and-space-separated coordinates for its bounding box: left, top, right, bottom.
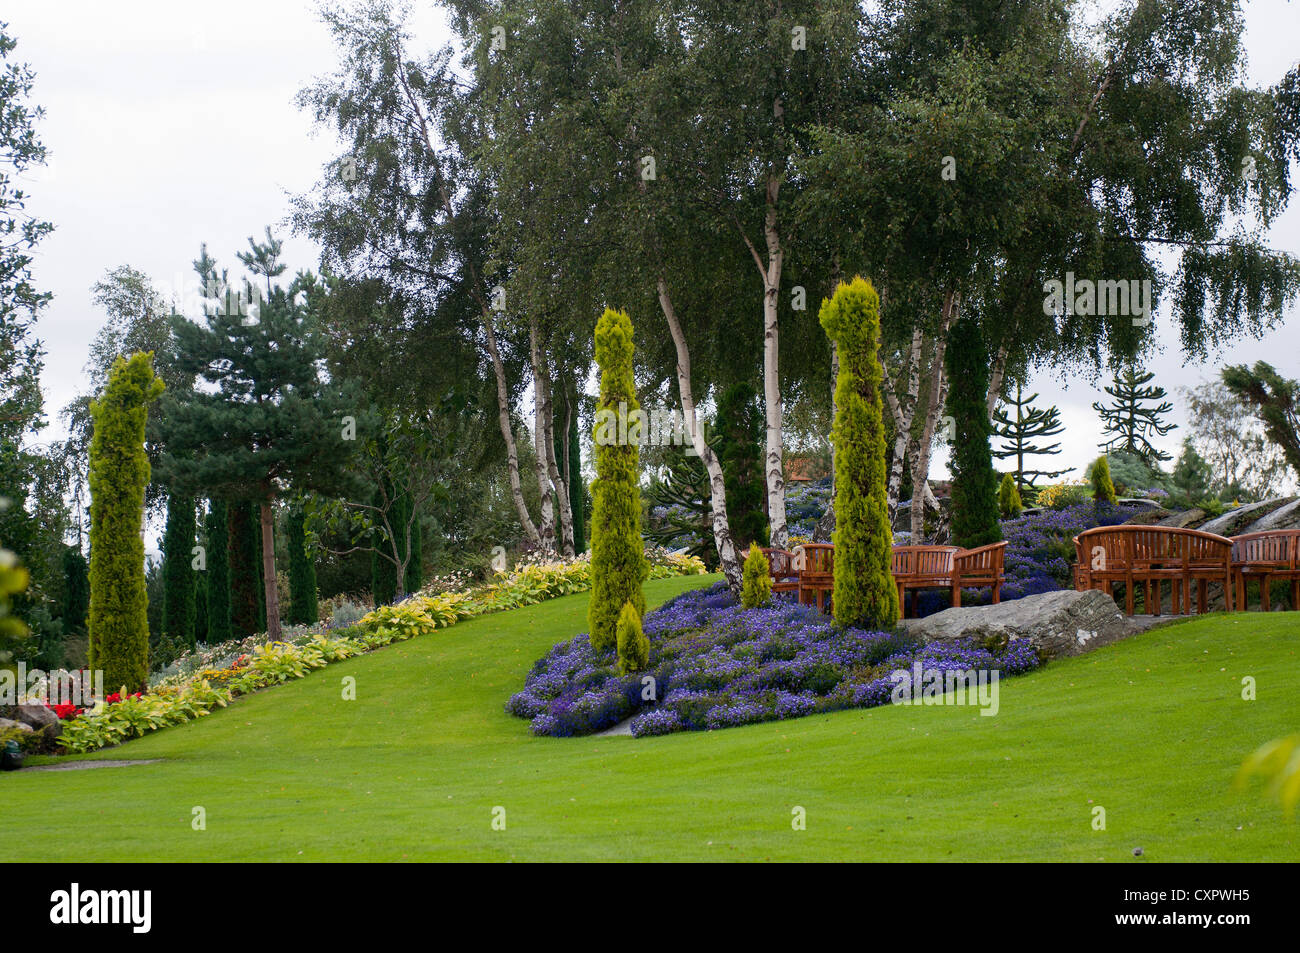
2, 574, 1297, 861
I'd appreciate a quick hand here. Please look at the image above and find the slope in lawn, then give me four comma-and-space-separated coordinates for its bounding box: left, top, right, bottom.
1, 574, 1295, 862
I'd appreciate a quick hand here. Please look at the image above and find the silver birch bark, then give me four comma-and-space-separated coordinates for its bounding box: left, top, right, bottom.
910, 291, 958, 539
528, 319, 557, 552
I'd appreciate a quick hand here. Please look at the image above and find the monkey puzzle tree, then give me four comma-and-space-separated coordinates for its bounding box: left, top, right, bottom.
158, 260, 363, 641
992, 383, 1073, 490
1093, 366, 1177, 464
88, 353, 163, 692
587, 309, 647, 652
820, 278, 898, 630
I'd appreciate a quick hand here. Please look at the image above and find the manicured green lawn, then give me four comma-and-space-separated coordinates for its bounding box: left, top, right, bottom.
3, 574, 1297, 861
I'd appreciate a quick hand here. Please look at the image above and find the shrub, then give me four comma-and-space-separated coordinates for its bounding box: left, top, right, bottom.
588, 308, 647, 650
1035, 481, 1090, 510
819, 278, 898, 630
1090, 455, 1118, 503
616, 600, 648, 674
88, 353, 164, 693
740, 546, 773, 609
714, 382, 769, 549
946, 316, 1002, 548
998, 474, 1024, 518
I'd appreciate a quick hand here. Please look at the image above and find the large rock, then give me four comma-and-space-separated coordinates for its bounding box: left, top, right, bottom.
1199, 498, 1295, 537
1159, 508, 1208, 529
14, 703, 59, 731
0, 718, 33, 734
1245, 498, 1300, 533
899, 589, 1138, 660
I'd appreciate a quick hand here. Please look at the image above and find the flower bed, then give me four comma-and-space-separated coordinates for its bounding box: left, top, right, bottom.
508, 582, 1041, 738
49, 550, 707, 753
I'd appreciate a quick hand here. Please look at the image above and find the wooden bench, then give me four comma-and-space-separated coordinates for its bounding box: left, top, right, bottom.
891, 545, 958, 618
760, 547, 801, 598
1231, 530, 1300, 612
952, 542, 1007, 607
1074, 526, 1234, 615
794, 543, 835, 613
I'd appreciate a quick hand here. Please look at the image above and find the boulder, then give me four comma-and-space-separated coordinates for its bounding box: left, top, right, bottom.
899, 589, 1138, 660
1244, 498, 1300, 533
0, 717, 33, 734
1198, 498, 1295, 537
1159, 508, 1207, 529
14, 703, 59, 732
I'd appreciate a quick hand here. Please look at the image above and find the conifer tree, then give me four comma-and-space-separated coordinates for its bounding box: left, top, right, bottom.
946, 316, 1003, 549
205, 499, 231, 644
992, 382, 1073, 489
820, 278, 898, 629
1093, 366, 1177, 464
60, 547, 89, 636
88, 353, 163, 692
227, 501, 261, 637
160, 491, 196, 647
587, 309, 647, 652
715, 382, 769, 550
287, 504, 318, 625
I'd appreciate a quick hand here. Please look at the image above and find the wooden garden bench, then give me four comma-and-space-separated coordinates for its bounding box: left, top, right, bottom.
1073, 526, 1234, 615
760, 547, 801, 598
952, 541, 1007, 606
891, 545, 958, 618
794, 543, 835, 613
1230, 530, 1300, 612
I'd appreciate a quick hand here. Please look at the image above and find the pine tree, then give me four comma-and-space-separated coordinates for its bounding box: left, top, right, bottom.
60, 546, 89, 636
160, 491, 197, 648
946, 316, 1003, 549
1093, 365, 1177, 464
1090, 455, 1118, 503
991, 382, 1073, 489
741, 545, 773, 609
287, 505, 318, 625
204, 499, 231, 644
714, 382, 769, 550
588, 309, 647, 652
820, 278, 898, 630
1171, 437, 1212, 505
615, 600, 647, 675
158, 248, 363, 640
88, 353, 163, 692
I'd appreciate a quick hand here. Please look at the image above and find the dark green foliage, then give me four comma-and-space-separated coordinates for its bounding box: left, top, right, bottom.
402, 495, 422, 595
1222, 361, 1300, 482
588, 309, 647, 652
160, 492, 197, 648
1090, 456, 1117, 503
568, 400, 585, 554
88, 353, 163, 693
287, 505, 318, 625
615, 600, 647, 675
819, 278, 898, 630
228, 502, 261, 637
714, 382, 769, 550
1093, 366, 1177, 464
193, 572, 208, 645
945, 315, 1003, 550
1171, 438, 1212, 506
370, 483, 400, 606
60, 547, 89, 636
741, 546, 772, 609
998, 474, 1023, 518
204, 499, 231, 644
644, 451, 716, 568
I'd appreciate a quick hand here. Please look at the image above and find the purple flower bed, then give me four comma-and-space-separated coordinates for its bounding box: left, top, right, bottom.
509, 582, 1042, 738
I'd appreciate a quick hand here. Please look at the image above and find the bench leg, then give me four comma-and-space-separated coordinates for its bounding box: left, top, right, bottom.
1125, 580, 1134, 616
1261, 578, 1270, 613
992, 582, 1001, 605
952, 585, 961, 609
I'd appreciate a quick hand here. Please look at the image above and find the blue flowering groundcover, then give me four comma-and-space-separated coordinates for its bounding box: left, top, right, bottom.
507, 583, 1041, 738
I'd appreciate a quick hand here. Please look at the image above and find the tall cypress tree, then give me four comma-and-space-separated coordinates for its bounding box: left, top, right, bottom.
88, 353, 163, 692
820, 278, 898, 630
588, 308, 647, 652
946, 316, 1003, 549
287, 504, 318, 625
714, 382, 769, 550
227, 501, 261, 637
204, 499, 231, 644
160, 491, 197, 647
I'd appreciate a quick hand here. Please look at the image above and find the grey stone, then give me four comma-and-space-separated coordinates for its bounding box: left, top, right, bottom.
898, 588, 1139, 660
14, 703, 58, 731
1159, 508, 1207, 528
0, 717, 33, 734
1245, 498, 1300, 533
1198, 498, 1295, 537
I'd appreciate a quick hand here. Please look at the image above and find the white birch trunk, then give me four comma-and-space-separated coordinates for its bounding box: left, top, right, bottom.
760, 174, 788, 548
910, 291, 958, 539
528, 319, 557, 553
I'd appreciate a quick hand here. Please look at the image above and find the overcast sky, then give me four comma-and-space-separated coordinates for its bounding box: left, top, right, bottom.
9, 0, 1300, 492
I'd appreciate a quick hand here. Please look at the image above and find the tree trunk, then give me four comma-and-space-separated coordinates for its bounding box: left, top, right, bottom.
259, 499, 281, 640
760, 174, 788, 548
987, 340, 1010, 418
657, 275, 742, 591
883, 326, 925, 509
910, 291, 958, 539
527, 320, 557, 552
483, 311, 541, 547
532, 328, 574, 557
